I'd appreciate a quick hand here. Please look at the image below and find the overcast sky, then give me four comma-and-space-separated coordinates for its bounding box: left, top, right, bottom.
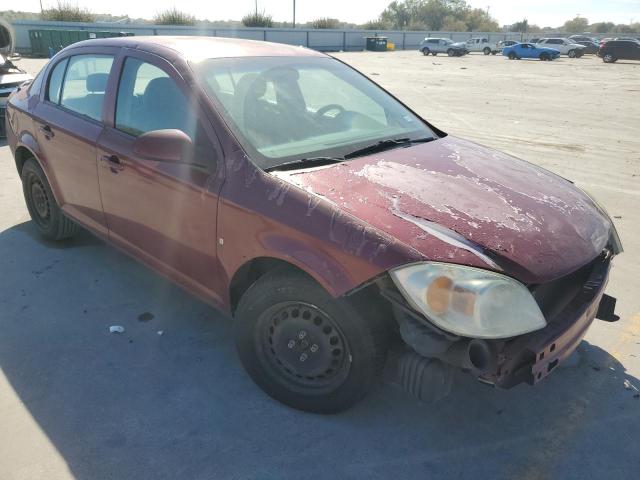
12, 1, 640, 27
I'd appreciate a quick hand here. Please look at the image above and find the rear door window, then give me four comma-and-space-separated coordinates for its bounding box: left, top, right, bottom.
59, 54, 114, 121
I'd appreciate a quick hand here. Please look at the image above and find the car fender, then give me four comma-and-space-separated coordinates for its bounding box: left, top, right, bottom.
218, 155, 422, 308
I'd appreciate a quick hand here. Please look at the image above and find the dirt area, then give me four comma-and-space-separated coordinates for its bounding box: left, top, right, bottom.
1, 52, 638, 480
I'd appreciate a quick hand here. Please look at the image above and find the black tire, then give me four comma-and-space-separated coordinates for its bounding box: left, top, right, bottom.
483, 47, 491, 55
234, 268, 389, 413
432, 52, 438, 56
568, 49, 576, 58
508, 52, 517, 60
21, 158, 79, 241
539, 53, 549, 61
421, 47, 429, 56
603, 53, 616, 63
447, 48, 455, 57
576, 51, 583, 58
491, 51, 497, 55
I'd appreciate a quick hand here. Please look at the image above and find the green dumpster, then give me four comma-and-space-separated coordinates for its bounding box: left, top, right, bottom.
365, 36, 388, 51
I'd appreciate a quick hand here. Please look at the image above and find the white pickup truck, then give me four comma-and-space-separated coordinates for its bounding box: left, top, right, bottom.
464, 37, 494, 55
535, 38, 586, 58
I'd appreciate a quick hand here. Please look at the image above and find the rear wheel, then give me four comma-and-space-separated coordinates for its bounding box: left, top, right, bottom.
447, 48, 455, 57
603, 53, 616, 63
483, 47, 491, 55
21, 158, 78, 241
568, 49, 577, 58
421, 47, 430, 56
234, 268, 389, 413
539, 52, 550, 61
432, 52, 438, 56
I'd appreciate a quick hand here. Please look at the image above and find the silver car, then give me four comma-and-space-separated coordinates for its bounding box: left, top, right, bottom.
419, 38, 468, 57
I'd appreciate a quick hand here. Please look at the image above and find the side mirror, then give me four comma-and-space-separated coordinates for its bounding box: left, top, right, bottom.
132, 129, 193, 163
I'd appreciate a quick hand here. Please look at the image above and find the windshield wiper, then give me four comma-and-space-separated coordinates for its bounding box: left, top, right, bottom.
343, 137, 435, 159
266, 156, 344, 172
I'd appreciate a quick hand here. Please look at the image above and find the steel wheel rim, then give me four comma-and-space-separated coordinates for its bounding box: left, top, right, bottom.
255, 302, 351, 393
27, 173, 51, 226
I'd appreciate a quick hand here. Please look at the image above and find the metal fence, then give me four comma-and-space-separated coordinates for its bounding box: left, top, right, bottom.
9, 20, 548, 55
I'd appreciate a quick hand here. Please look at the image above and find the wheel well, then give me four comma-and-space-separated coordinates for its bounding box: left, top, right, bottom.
229, 257, 315, 314
14, 146, 34, 174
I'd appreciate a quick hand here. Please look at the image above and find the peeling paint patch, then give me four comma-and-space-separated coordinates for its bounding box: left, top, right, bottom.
390, 197, 501, 270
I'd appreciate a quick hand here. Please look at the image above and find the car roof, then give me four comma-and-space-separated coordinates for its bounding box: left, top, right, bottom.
67, 36, 326, 60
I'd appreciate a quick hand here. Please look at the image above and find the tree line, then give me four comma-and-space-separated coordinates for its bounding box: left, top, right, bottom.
1, 0, 639, 34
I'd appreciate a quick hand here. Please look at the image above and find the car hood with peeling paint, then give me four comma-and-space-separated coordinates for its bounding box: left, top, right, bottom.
272, 137, 612, 284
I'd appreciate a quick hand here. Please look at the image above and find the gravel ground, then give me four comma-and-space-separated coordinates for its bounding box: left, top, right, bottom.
1, 51, 639, 480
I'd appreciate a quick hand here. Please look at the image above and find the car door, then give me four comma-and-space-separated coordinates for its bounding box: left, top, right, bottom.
32, 48, 117, 235
96, 50, 226, 303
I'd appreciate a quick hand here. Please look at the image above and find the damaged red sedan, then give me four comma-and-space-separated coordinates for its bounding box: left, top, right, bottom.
5, 37, 622, 413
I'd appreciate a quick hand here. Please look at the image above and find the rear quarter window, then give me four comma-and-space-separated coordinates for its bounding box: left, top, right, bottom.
46, 58, 68, 103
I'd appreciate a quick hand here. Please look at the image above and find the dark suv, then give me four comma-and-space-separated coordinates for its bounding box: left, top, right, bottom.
598, 40, 640, 62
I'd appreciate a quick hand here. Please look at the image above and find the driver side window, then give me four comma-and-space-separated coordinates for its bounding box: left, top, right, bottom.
115, 57, 216, 168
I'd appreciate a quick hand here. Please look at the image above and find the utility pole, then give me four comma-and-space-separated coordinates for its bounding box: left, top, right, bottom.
293, 0, 296, 28
40, 0, 44, 13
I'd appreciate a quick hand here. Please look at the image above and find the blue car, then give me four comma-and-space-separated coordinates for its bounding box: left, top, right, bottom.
502, 42, 561, 61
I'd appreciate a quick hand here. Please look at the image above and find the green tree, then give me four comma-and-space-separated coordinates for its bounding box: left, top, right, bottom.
361, 19, 389, 30
562, 16, 589, 33
589, 22, 615, 33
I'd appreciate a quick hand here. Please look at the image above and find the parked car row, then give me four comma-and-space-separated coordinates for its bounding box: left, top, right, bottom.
418, 35, 640, 63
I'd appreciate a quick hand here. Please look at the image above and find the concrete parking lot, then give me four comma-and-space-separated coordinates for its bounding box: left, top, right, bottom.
1, 51, 639, 480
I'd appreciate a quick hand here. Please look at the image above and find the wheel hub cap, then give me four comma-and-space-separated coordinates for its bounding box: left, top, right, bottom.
31, 181, 50, 219
261, 303, 348, 386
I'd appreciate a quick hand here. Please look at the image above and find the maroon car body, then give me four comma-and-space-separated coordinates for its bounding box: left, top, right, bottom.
5, 37, 621, 411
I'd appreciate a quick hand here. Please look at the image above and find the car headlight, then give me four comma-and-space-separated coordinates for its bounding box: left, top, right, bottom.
390, 262, 546, 339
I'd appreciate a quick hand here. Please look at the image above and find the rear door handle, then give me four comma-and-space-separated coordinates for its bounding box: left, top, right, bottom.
100, 154, 125, 173
38, 124, 53, 139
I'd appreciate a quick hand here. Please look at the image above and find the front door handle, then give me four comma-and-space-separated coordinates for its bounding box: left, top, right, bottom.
38, 124, 53, 139
100, 154, 124, 173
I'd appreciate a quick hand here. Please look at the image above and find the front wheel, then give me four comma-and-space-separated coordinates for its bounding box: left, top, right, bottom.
21, 158, 79, 241
603, 53, 616, 63
234, 268, 389, 413
483, 47, 491, 55
508, 52, 517, 60
421, 47, 429, 56
568, 49, 576, 58
447, 48, 455, 57
539, 53, 550, 61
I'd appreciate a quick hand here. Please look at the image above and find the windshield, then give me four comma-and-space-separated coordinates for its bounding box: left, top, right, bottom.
443, 39, 453, 45
193, 56, 435, 169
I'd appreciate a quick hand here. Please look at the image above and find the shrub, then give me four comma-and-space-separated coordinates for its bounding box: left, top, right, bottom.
362, 19, 388, 30
41, 1, 95, 22
153, 7, 196, 26
242, 11, 273, 28
309, 18, 341, 29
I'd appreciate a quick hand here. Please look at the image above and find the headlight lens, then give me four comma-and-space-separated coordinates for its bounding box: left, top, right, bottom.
390, 262, 546, 339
